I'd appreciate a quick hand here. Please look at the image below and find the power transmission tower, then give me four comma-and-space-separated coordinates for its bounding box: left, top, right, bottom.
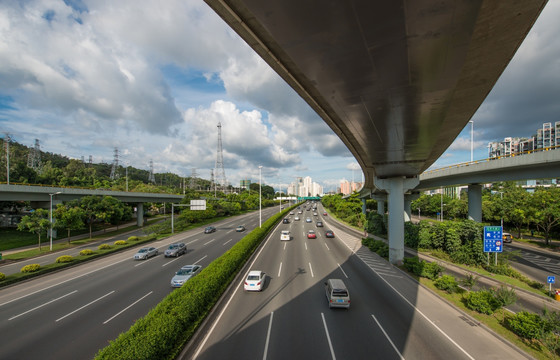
214, 122, 228, 193
210, 169, 215, 195
189, 168, 198, 189
110, 147, 119, 180
27, 139, 42, 172
148, 159, 156, 183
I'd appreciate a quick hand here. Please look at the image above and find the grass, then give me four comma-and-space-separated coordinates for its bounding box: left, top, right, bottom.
419, 278, 557, 360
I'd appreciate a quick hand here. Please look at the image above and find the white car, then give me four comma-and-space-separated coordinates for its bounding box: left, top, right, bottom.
280, 230, 291, 241
244, 270, 266, 291
294, 216, 300, 221
306, 217, 312, 223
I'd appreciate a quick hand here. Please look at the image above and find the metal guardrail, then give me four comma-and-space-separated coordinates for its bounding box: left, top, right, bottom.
421, 145, 560, 176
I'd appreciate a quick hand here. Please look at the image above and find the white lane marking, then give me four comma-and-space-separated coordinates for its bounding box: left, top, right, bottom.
324, 243, 330, 251
162, 256, 183, 267
0, 258, 129, 308
309, 262, 315, 278
187, 239, 200, 245
283, 242, 287, 250
262, 312, 274, 360
223, 239, 233, 246
134, 256, 159, 267
305, 242, 308, 251
321, 313, 336, 360
203, 239, 215, 246
9, 290, 78, 321
337, 263, 349, 279
56, 291, 115, 322
195, 255, 208, 265
103, 291, 153, 324
371, 314, 404, 359
192, 223, 278, 359
278, 262, 283, 277
362, 254, 475, 359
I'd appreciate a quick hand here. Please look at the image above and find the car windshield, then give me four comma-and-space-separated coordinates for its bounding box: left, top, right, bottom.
177, 268, 193, 275
168, 245, 178, 249
138, 249, 148, 253
247, 275, 260, 281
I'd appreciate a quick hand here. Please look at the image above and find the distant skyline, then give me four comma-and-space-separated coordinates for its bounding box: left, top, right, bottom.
1, 1, 559, 193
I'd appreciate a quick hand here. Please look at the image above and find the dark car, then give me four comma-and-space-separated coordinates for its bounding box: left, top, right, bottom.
204, 226, 216, 234
164, 243, 187, 257
325, 230, 335, 238
316, 221, 323, 227
283, 218, 290, 224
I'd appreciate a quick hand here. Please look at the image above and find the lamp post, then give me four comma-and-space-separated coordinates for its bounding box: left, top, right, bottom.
470, 120, 474, 162
49, 191, 62, 251
417, 207, 421, 221
259, 166, 263, 228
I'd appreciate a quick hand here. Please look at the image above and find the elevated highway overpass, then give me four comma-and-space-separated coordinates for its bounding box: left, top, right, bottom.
0, 184, 184, 226
205, 0, 548, 263
359, 149, 560, 223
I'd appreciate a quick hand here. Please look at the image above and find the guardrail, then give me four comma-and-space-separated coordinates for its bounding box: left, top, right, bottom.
422, 145, 560, 176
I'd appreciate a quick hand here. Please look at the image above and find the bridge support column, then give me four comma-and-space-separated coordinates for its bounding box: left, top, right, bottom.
136, 203, 144, 227
377, 199, 385, 215
468, 184, 482, 222
374, 176, 419, 265
404, 198, 411, 222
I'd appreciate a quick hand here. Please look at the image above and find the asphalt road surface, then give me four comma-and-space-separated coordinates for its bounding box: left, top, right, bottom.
0, 207, 279, 360
189, 204, 529, 360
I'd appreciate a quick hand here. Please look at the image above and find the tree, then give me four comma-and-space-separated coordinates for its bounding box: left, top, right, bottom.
17, 208, 51, 250
79, 196, 103, 238
500, 183, 530, 238
529, 186, 560, 245
54, 203, 86, 243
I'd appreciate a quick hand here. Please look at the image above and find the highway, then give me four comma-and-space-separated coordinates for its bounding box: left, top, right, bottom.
189, 203, 529, 360
0, 207, 279, 360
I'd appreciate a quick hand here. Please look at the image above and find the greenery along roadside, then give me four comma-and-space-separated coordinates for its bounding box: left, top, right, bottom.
94, 206, 293, 360
362, 238, 560, 359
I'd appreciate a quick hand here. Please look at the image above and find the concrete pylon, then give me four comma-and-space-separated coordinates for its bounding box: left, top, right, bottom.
468, 184, 482, 222
136, 203, 144, 227
374, 176, 419, 265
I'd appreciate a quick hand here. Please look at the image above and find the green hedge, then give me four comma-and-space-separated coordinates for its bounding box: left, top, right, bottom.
55, 255, 74, 263
95, 206, 295, 360
21, 264, 41, 273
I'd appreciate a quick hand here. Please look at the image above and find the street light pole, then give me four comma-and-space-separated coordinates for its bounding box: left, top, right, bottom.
259, 166, 263, 228
49, 191, 62, 251
470, 120, 474, 162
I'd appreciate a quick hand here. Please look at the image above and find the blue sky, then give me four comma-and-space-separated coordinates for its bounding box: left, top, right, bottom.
1, 0, 559, 193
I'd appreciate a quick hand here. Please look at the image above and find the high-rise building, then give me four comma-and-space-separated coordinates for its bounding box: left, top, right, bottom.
488, 121, 558, 158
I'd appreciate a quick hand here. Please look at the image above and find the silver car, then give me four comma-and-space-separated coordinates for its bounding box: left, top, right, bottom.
133, 247, 158, 260
171, 264, 202, 288
164, 243, 186, 257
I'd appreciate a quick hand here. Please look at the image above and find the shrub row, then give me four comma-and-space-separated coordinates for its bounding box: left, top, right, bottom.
114, 240, 127, 246
56, 255, 74, 263
0, 273, 5, 281
361, 238, 389, 258
95, 206, 294, 360
402, 256, 443, 280
404, 220, 486, 266
21, 264, 41, 273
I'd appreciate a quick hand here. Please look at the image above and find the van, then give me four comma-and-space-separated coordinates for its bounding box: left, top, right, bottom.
324, 279, 350, 309
280, 230, 291, 241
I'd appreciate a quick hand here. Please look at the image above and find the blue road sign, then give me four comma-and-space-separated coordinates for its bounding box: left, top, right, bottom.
484, 226, 503, 253
548, 276, 555, 284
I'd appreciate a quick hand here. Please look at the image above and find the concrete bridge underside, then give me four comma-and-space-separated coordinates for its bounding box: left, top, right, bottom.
205, 0, 548, 263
